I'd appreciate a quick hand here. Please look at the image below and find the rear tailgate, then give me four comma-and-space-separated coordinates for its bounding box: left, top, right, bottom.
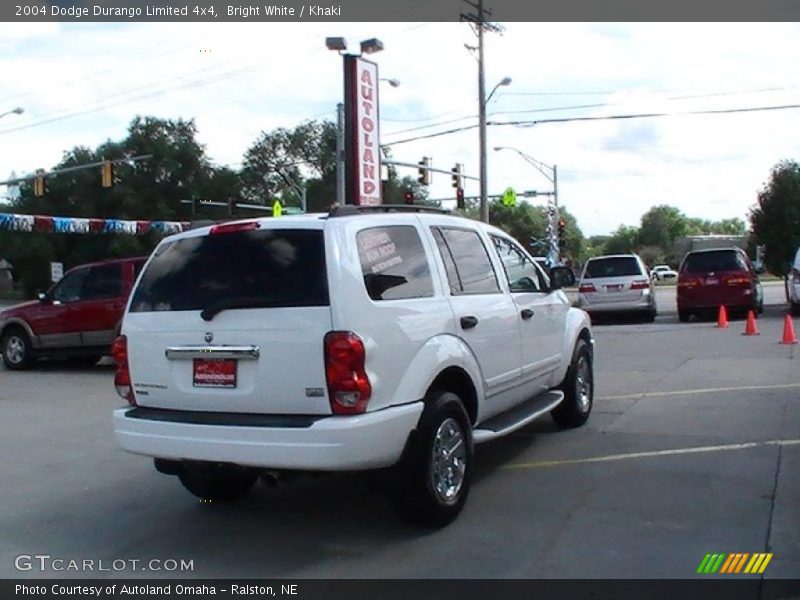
581, 276, 645, 304
123, 223, 333, 415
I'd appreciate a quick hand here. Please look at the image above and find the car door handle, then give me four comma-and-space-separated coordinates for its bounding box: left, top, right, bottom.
520, 309, 534, 320
460, 316, 478, 330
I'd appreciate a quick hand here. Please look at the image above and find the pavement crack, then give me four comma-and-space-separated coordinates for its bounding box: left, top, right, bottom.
758, 422, 784, 600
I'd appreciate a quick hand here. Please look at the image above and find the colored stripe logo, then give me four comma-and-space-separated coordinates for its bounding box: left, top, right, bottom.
697, 553, 773, 574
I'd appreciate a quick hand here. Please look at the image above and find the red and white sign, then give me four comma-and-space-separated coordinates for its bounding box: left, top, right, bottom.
350, 57, 381, 206
193, 358, 237, 388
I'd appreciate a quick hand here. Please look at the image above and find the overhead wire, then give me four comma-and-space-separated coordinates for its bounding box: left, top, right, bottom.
382, 102, 800, 147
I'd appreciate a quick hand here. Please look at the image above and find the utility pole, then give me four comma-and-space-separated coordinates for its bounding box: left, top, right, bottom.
462, 0, 503, 224
477, 0, 488, 224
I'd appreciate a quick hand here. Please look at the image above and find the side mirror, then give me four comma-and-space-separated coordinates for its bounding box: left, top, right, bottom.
549, 266, 576, 290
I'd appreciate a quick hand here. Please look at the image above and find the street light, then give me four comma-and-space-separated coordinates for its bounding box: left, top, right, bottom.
486, 77, 511, 103
494, 146, 560, 264
479, 76, 511, 223
380, 78, 401, 88
0, 107, 24, 120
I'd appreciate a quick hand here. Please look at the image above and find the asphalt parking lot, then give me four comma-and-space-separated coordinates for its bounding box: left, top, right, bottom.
0, 282, 797, 581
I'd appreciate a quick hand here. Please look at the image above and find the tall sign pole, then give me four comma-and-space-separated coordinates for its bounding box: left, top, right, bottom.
336, 103, 345, 205
343, 55, 382, 206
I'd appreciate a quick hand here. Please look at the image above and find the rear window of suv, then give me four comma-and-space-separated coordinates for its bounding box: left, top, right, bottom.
129, 229, 328, 312
682, 250, 746, 273
584, 256, 642, 279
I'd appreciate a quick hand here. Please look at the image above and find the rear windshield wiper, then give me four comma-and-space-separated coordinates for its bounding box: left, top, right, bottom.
200, 297, 274, 321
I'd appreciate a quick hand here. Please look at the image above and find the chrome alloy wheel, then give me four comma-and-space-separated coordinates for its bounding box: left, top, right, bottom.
576, 354, 592, 413
5, 334, 26, 364
431, 417, 467, 505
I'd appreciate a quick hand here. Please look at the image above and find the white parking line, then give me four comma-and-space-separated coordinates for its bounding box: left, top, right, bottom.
598, 382, 800, 401
503, 439, 800, 471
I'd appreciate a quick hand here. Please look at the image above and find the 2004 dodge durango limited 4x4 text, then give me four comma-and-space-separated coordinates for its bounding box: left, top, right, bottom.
112, 205, 594, 527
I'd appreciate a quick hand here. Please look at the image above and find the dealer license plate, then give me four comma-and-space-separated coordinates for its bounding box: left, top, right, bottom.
193, 358, 237, 388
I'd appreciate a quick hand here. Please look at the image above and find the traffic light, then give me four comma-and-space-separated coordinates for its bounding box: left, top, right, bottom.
101, 161, 113, 188
33, 169, 45, 197
451, 163, 463, 188
403, 190, 414, 204
456, 187, 465, 210
557, 218, 566, 248
417, 156, 431, 186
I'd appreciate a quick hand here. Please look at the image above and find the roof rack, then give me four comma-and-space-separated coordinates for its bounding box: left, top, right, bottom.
328, 204, 452, 218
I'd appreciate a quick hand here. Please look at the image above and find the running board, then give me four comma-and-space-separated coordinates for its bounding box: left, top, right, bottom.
473, 390, 564, 444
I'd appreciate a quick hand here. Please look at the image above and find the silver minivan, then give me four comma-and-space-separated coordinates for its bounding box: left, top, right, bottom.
577, 254, 656, 322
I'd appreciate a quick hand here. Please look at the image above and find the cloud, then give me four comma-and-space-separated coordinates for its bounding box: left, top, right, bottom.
1, 22, 799, 235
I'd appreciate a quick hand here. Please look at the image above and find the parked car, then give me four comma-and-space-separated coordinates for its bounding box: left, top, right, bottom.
650, 264, 678, 282
577, 254, 656, 322
787, 246, 800, 316
112, 206, 594, 527
0, 256, 146, 369
677, 247, 763, 322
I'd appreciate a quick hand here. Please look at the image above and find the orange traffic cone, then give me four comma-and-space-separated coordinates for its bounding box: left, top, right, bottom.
781, 314, 798, 345
742, 310, 759, 336
716, 305, 729, 328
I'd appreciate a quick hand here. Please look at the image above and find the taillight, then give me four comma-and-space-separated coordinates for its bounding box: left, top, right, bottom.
209, 221, 259, 235
724, 274, 751, 287
324, 331, 371, 415
678, 278, 699, 289
112, 335, 136, 406
578, 283, 596, 293
630, 279, 650, 290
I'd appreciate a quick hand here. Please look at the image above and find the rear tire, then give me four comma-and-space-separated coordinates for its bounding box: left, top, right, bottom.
1, 327, 34, 370
792, 302, 800, 317
552, 339, 593, 428
644, 309, 656, 323
678, 309, 690, 323
178, 465, 258, 502
393, 391, 472, 528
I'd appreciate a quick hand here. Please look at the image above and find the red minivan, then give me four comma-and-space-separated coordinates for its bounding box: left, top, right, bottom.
677, 248, 763, 322
0, 256, 146, 369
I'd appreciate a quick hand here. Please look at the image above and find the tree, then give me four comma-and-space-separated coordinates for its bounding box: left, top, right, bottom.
638, 205, 687, 249
241, 120, 337, 213
750, 160, 800, 275
489, 200, 548, 254
1, 116, 220, 296
486, 200, 584, 260
603, 225, 639, 255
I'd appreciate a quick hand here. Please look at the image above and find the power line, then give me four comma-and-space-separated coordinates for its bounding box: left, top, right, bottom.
496, 103, 800, 128
0, 48, 327, 136
381, 102, 800, 147
501, 84, 800, 98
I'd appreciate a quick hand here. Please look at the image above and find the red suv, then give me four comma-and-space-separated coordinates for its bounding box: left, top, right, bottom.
677, 248, 763, 322
0, 256, 146, 369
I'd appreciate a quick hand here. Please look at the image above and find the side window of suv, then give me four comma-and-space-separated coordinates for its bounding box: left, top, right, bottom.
490, 235, 546, 293
356, 226, 434, 301
431, 227, 500, 295
82, 264, 123, 300
51, 267, 90, 304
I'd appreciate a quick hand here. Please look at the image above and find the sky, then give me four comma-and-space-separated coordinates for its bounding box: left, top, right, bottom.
0, 21, 798, 236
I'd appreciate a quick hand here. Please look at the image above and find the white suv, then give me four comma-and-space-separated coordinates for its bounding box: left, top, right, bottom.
112, 206, 594, 527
